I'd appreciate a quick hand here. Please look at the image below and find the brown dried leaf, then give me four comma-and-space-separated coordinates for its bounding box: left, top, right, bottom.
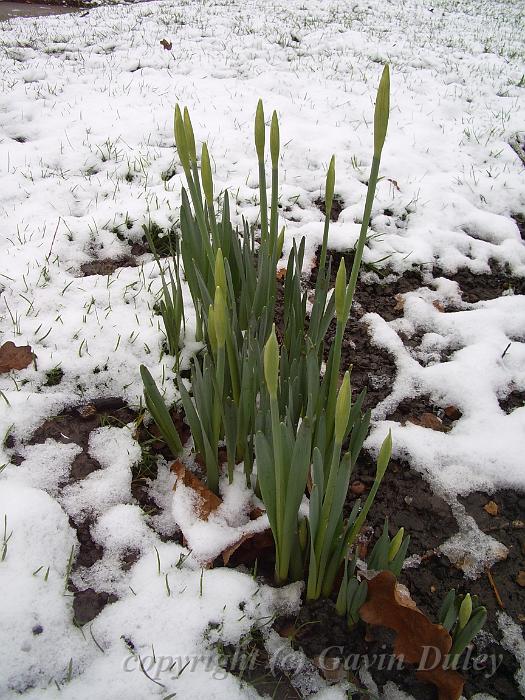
393, 293, 405, 312
312, 655, 347, 682
360, 571, 464, 700
408, 412, 445, 432
0, 342, 34, 373
484, 500, 499, 517
77, 404, 97, 419
222, 528, 274, 566
171, 460, 221, 520
160, 39, 173, 50
432, 300, 445, 312
350, 480, 366, 496
517, 571, 525, 587
443, 405, 462, 421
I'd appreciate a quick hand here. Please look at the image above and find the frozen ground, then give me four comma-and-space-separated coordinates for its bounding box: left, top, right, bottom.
0, 0, 524, 697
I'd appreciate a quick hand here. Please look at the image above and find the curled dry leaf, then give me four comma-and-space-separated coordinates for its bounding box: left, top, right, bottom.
0, 342, 34, 373
171, 460, 221, 520
407, 412, 445, 432
393, 293, 405, 312
222, 528, 273, 566
444, 405, 462, 421
360, 571, 464, 700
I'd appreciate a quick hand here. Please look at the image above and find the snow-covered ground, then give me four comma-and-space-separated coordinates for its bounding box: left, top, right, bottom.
0, 0, 524, 697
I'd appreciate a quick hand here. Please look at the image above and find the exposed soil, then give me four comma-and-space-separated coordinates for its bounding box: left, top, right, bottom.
80, 256, 136, 276
72, 587, 118, 627
0, 1, 80, 22
351, 455, 458, 557
513, 213, 525, 241
434, 264, 525, 303
459, 488, 525, 628
26, 397, 135, 481
386, 395, 462, 432
499, 389, 525, 414
314, 195, 345, 222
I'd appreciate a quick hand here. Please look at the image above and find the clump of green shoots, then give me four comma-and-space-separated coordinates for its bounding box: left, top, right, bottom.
439, 591, 487, 663
141, 66, 395, 597
367, 518, 411, 578
335, 556, 368, 628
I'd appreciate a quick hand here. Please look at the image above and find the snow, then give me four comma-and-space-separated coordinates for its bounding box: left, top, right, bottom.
0, 0, 524, 696
498, 612, 525, 696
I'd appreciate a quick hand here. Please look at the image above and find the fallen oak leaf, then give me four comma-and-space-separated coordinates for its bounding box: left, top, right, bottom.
160, 39, 173, 50
0, 341, 34, 373
360, 571, 464, 700
171, 460, 221, 520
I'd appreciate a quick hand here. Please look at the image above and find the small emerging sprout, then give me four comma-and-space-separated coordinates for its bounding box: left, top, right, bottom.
458, 593, 473, 631
439, 590, 487, 663
367, 518, 410, 578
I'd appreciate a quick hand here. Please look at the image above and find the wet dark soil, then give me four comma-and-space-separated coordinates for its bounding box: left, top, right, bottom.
72, 587, 117, 627
351, 455, 458, 557
386, 395, 461, 431
27, 397, 135, 482
80, 256, 136, 276
314, 195, 345, 222
434, 264, 525, 303
0, 1, 80, 22
513, 213, 525, 241
499, 389, 525, 414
